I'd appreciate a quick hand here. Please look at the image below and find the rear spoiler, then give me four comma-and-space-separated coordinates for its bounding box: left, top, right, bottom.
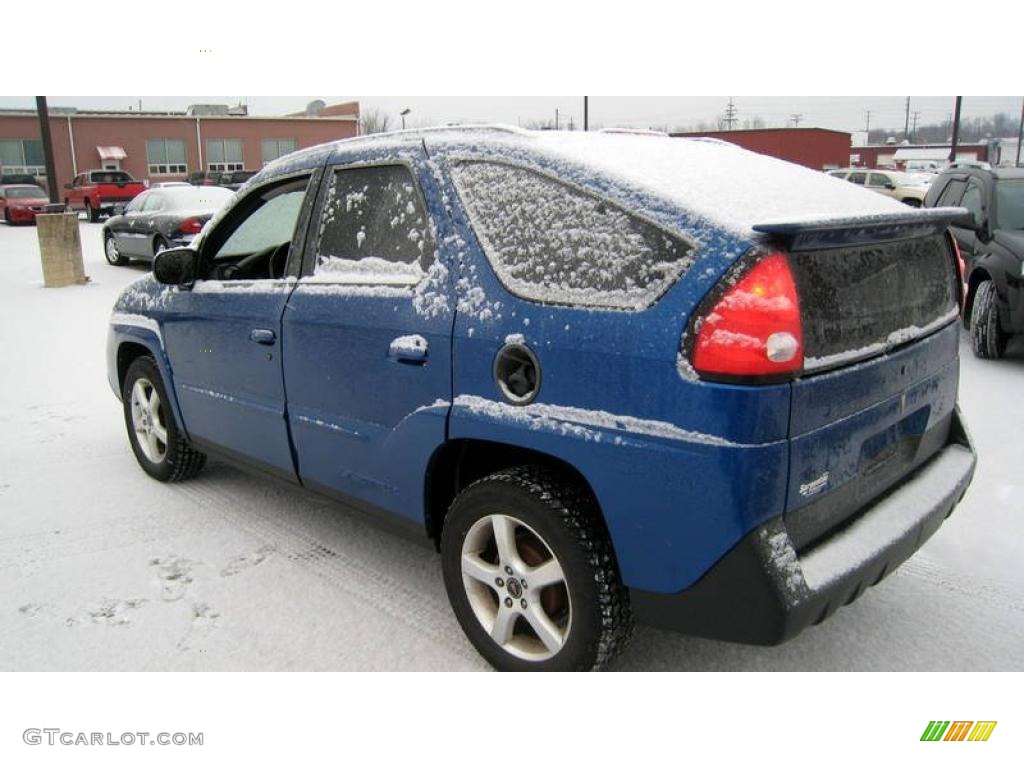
752, 207, 970, 251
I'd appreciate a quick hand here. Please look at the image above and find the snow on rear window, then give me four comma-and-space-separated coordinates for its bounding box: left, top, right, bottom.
450, 160, 695, 311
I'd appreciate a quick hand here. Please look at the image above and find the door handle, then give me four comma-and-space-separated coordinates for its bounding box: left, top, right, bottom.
388, 334, 428, 364
250, 328, 277, 345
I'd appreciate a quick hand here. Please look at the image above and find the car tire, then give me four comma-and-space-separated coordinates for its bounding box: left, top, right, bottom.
86, 200, 100, 223
152, 235, 169, 260
3, 208, 11, 225
122, 356, 206, 482
970, 280, 1008, 359
441, 466, 633, 671
104, 233, 128, 266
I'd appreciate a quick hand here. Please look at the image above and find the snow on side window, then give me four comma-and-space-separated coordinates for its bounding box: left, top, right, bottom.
314, 165, 435, 284
449, 160, 695, 310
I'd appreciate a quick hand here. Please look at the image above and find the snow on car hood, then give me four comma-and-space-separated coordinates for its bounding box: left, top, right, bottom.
527, 131, 906, 236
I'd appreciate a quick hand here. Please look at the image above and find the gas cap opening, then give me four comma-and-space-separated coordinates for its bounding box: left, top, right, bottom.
494, 343, 541, 405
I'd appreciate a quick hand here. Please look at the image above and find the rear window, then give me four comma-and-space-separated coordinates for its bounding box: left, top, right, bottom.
91, 171, 133, 183
450, 160, 694, 310
5, 186, 46, 198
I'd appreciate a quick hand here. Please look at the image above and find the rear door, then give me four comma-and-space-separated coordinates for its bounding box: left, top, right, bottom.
281, 147, 454, 523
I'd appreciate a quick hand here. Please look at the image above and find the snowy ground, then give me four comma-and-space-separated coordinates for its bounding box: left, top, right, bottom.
1, 219, 1021, 671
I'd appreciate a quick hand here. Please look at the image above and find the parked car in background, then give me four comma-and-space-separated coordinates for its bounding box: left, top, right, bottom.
102, 185, 234, 266
64, 170, 147, 222
187, 170, 225, 186
924, 165, 1024, 358
220, 170, 258, 190
0, 184, 50, 225
1, 172, 44, 189
107, 127, 975, 671
828, 168, 931, 207
150, 181, 191, 189
905, 160, 943, 173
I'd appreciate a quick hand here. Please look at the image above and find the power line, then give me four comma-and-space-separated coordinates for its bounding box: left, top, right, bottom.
723, 97, 738, 130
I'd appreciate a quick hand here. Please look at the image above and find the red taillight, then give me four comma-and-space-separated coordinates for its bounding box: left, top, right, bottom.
178, 217, 203, 235
691, 252, 804, 379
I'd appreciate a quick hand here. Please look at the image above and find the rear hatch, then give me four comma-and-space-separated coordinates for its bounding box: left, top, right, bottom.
754, 210, 964, 551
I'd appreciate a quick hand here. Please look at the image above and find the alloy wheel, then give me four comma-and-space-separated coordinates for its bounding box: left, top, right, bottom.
460, 513, 571, 661
130, 377, 168, 463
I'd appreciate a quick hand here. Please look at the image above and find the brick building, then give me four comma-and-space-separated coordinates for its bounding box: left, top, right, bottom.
669, 127, 852, 170
0, 101, 359, 192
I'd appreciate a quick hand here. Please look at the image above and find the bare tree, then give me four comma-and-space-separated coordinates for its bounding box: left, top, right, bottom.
360, 108, 391, 135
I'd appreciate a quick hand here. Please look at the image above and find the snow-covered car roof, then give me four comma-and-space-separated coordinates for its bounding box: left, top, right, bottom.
262, 125, 908, 238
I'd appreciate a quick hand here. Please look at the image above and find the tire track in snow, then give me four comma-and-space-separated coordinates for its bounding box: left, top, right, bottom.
169, 476, 468, 651
896, 553, 1024, 613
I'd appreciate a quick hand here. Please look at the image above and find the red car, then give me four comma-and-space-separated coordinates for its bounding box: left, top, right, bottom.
0, 184, 51, 225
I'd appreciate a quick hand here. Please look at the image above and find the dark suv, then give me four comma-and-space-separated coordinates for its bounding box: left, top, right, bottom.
924, 166, 1024, 358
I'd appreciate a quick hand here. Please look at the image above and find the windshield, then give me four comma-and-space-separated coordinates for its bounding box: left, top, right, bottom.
5, 186, 47, 199
161, 186, 235, 212
996, 180, 1024, 230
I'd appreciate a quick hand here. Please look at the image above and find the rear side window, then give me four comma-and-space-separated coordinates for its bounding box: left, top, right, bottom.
450, 160, 694, 310
937, 179, 967, 207
848, 172, 867, 185
314, 164, 434, 283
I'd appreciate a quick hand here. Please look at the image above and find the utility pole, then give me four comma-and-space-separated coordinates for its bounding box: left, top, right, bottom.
723, 98, 738, 130
584, 96, 588, 132
904, 97, 911, 141
865, 110, 871, 141
1016, 97, 1024, 167
790, 113, 803, 128
949, 96, 963, 165
911, 111, 921, 140
35, 97, 59, 204
555, 108, 559, 131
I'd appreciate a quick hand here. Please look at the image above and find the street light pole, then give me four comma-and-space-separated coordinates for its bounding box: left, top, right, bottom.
584, 96, 588, 132
35, 97, 59, 204
1016, 97, 1024, 167
948, 96, 963, 165
400, 108, 411, 130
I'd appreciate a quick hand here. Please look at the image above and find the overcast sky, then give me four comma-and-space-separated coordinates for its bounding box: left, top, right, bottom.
3, 95, 1022, 136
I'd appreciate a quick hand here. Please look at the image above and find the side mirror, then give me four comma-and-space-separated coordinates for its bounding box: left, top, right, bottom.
884, 182, 895, 190
111, 203, 126, 216
153, 247, 198, 287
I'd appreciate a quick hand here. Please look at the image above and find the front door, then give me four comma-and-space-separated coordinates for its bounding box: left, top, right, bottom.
161, 173, 317, 480
281, 152, 454, 521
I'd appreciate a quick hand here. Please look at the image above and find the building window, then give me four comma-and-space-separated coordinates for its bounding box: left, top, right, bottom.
146, 139, 187, 175
0, 138, 46, 177
262, 139, 297, 165
206, 138, 244, 172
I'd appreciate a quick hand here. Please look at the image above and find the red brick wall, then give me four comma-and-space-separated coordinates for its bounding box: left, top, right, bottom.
670, 128, 851, 170
0, 113, 358, 191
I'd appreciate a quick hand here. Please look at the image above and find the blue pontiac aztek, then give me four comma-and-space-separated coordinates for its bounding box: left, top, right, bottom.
107, 127, 976, 671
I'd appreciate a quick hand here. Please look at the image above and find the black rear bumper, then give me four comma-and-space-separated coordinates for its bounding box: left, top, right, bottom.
629, 407, 976, 645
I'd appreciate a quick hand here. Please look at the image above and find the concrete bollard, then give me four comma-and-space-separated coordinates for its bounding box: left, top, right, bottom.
37, 212, 89, 288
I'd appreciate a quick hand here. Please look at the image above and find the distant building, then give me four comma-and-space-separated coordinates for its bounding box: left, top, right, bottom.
0, 101, 359, 190
669, 127, 852, 170
849, 142, 989, 170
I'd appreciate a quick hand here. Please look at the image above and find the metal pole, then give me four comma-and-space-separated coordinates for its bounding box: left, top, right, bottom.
35, 97, 59, 204
584, 96, 588, 132
67, 114, 77, 177
904, 97, 910, 141
555, 108, 559, 130
949, 97, 963, 165
1016, 97, 1024, 167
